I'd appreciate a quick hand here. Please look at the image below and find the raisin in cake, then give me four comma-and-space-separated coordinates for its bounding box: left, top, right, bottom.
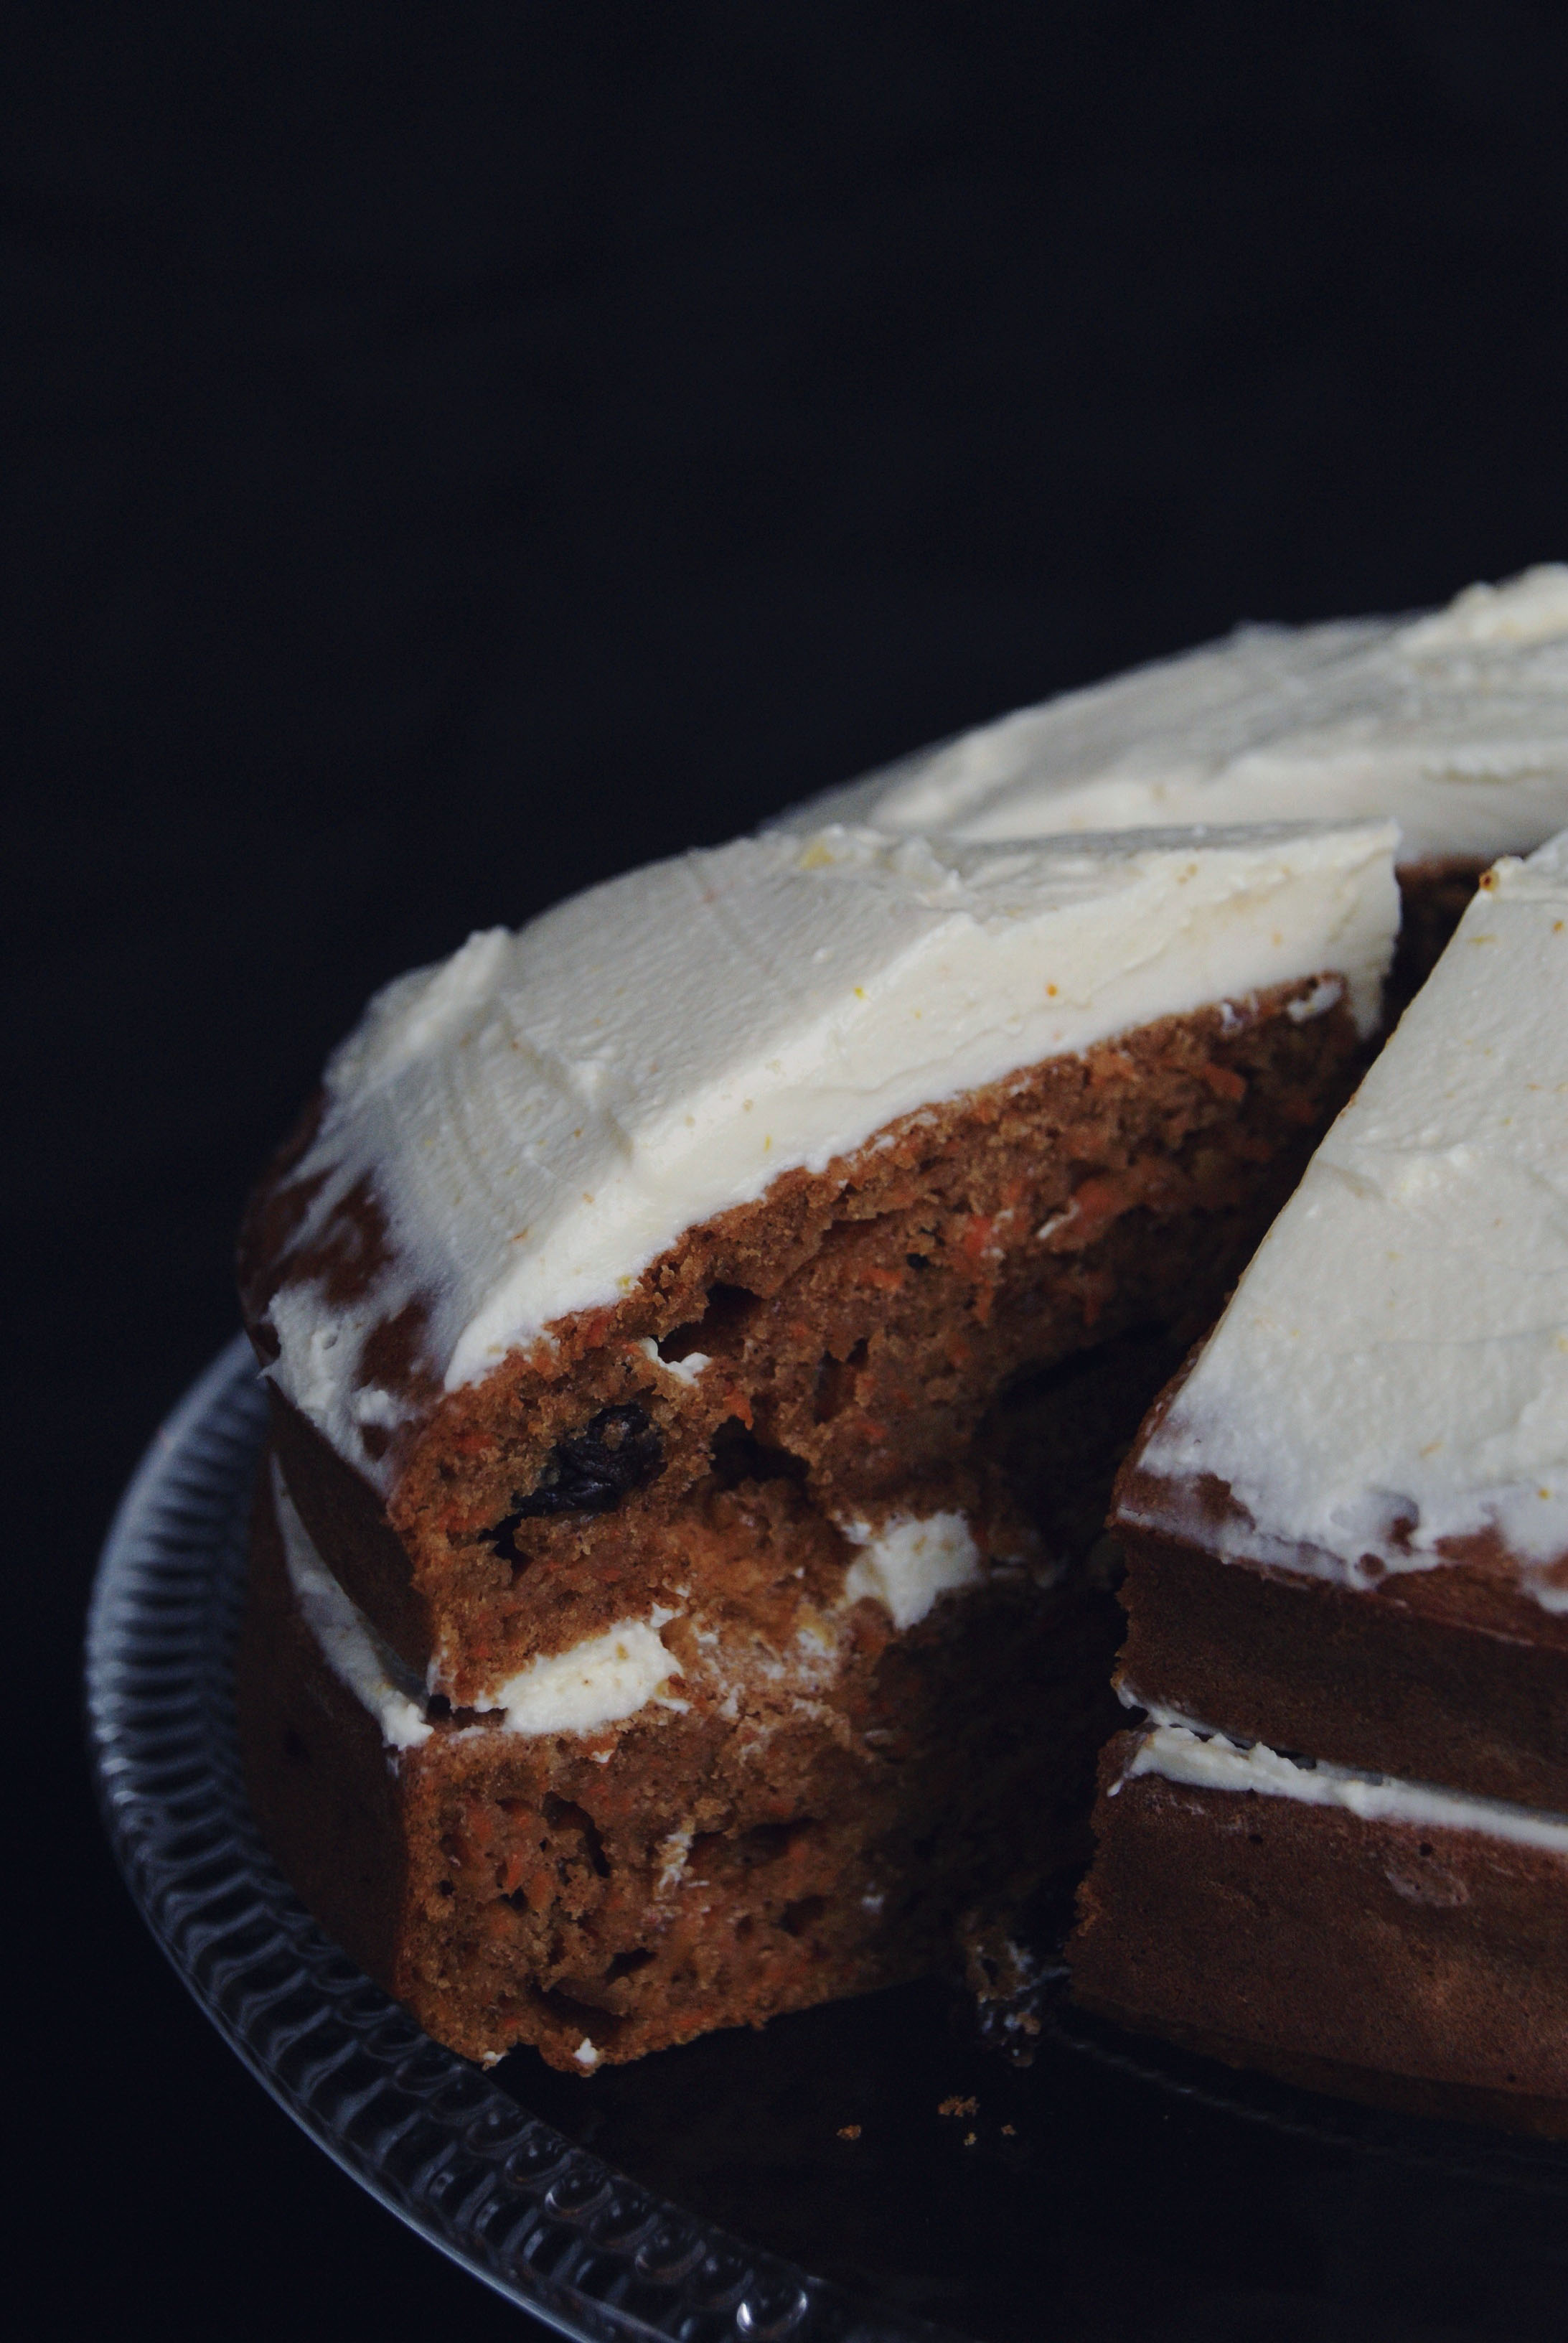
238, 816, 1399, 2070
1071, 833, 1568, 2132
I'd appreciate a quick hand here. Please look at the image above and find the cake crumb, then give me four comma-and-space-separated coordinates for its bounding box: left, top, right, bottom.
1000, 2123, 1016, 2136
836, 2123, 862, 2141
937, 2095, 977, 2118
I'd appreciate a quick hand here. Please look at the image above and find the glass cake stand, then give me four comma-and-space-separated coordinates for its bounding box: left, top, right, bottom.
86, 1339, 1568, 2343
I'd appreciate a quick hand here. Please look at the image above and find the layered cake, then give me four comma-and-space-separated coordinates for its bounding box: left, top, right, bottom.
1070, 833, 1568, 2130
799, 564, 1568, 1007
238, 816, 1399, 2068
238, 569, 1568, 2082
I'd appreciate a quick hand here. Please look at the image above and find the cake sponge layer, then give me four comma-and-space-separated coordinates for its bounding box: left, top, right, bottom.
249, 818, 1396, 1491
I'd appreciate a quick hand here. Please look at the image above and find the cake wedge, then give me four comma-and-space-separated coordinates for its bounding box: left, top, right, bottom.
1071, 832, 1568, 2130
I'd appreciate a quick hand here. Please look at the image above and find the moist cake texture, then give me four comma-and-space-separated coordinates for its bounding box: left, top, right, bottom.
243, 820, 1395, 1500
240, 817, 1398, 2068
241, 1459, 1113, 2070
238, 573, 1568, 2082
241, 820, 1396, 1701
1071, 832, 1568, 2129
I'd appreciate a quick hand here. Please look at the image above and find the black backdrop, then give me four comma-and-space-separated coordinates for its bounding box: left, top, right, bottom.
14, 8, 1568, 2337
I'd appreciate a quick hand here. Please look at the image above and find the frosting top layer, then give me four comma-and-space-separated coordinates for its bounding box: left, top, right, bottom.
263, 817, 1398, 1484
796, 568, 1568, 865
1122, 831, 1568, 1611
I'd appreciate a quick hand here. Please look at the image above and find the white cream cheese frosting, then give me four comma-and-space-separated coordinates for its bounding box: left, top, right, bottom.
264, 817, 1398, 1486
1122, 832, 1568, 1610
1116, 1712, 1568, 1856
273, 1459, 687, 1744
475, 1615, 690, 1735
274, 1461, 987, 1751
840, 1510, 985, 1631
793, 567, 1568, 866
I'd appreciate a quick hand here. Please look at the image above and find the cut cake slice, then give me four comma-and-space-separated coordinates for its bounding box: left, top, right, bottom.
1072, 832, 1568, 2129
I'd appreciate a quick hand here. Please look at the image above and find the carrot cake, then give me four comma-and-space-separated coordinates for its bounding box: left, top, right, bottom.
238, 815, 1399, 2069
236, 567, 1568, 2080
1070, 833, 1568, 2131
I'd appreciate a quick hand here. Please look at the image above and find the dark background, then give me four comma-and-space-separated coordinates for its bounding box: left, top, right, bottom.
14, 6, 1568, 2337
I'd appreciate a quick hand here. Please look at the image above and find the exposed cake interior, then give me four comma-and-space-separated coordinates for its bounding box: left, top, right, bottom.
238, 813, 1404, 2068
243, 1454, 1114, 2069
238, 575, 1568, 2082
243, 818, 1397, 1704
1071, 831, 1568, 2125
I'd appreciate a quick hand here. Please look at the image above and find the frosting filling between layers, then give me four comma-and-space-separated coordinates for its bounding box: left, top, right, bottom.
275, 1462, 433, 1749
271, 1461, 990, 1750
1114, 1702, 1568, 1856
1122, 832, 1568, 1611
273, 1462, 686, 1745
260, 817, 1398, 1489
838, 1511, 986, 1631
794, 567, 1568, 864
